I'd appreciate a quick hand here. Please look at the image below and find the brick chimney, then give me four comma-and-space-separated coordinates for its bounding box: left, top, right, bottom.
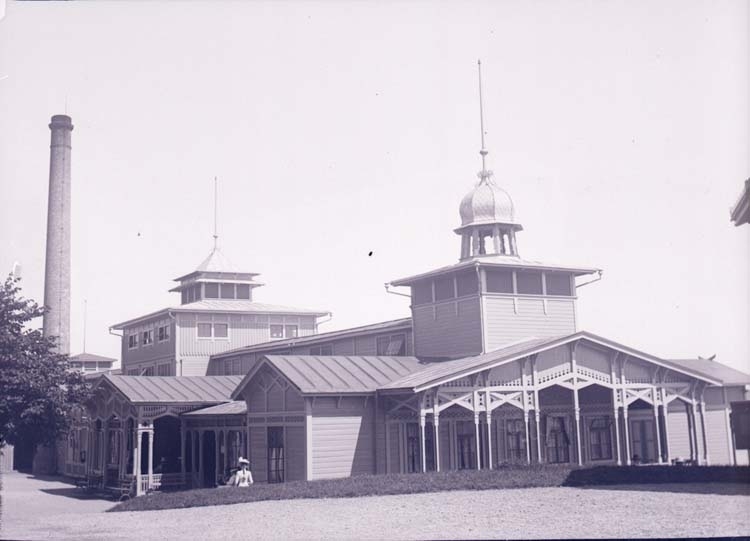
43, 114, 73, 354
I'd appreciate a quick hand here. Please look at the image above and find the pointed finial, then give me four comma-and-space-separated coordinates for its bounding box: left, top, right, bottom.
477, 59, 493, 182
213, 176, 218, 250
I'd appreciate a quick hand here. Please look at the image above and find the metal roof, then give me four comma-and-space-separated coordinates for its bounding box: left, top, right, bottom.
664, 358, 750, 386
381, 331, 726, 392
70, 352, 116, 364
111, 301, 328, 329
380, 336, 555, 391
212, 317, 412, 360
181, 401, 247, 416
99, 375, 242, 404
232, 355, 428, 397
389, 257, 600, 287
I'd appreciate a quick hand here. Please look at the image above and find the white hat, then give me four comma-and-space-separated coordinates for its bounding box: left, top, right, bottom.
238, 457, 249, 465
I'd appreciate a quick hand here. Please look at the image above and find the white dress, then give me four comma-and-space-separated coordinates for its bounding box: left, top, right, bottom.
235, 468, 254, 487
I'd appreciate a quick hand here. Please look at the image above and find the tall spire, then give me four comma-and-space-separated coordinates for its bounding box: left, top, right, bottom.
213, 176, 219, 250
477, 60, 493, 182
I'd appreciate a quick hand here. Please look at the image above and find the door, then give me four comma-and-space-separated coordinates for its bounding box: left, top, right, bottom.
455, 421, 476, 470
202, 431, 216, 487
545, 416, 571, 464
630, 419, 656, 463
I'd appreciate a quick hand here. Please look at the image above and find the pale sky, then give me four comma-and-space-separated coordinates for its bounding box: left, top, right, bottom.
0, 0, 748, 372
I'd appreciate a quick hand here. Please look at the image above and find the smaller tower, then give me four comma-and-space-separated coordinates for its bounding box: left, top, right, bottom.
455, 60, 522, 261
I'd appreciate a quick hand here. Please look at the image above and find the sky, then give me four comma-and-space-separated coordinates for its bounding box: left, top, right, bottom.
0, 0, 748, 372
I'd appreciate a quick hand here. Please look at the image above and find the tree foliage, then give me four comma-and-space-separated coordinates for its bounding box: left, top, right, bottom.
0, 275, 90, 447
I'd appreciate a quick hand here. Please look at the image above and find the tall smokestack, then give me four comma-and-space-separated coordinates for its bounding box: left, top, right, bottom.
43, 114, 73, 354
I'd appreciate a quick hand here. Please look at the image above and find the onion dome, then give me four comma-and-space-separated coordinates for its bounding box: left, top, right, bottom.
458, 177, 520, 229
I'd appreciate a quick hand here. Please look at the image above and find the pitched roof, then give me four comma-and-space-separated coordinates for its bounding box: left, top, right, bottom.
181, 401, 247, 416
70, 352, 117, 364
99, 375, 242, 404
730, 178, 750, 226
212, 317, 412, 360
232, 355, 428, 397
380, 336, 555, 391
110, 300, 328, 329
389, 257, 600, 286
664, 358, 750, 386
381, 331, 727, 392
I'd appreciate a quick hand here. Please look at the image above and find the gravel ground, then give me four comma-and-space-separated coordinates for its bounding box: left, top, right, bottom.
2, 472, 749, 540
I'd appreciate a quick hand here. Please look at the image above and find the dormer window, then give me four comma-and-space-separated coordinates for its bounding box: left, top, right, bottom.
220, 284, 234, 299
205, 283, 219, 299
236, 284, 250, 299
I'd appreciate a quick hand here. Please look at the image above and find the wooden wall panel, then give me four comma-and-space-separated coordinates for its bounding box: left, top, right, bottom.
413, 297, 483, 359
311, 411, 375, 480
285, 426, 306, 481
484, 297, 576, 352
666, 403, 692, 460
249, 426, 267, 483
703, 409, 732, 465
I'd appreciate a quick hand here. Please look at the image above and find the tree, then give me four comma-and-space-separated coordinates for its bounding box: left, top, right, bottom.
0, 275, 90, 448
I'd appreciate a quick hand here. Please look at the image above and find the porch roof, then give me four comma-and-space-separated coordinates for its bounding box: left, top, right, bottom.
381, 331, 726, 392
232, 355, 427, 397
181, 400, 247, 416
99, 375, 243, 404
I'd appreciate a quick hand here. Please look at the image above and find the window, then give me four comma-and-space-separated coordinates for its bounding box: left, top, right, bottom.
127, 368, 139, 376
157, 363, 171, 376
485, 269, 514, 293
214, 323, 229, 338
142, 366, 155, 376
267, 427, 284, 483
310, 344, 334, 355
220, 283, 234, 299
517, 271, 543, 295
545, 272, 572, 296
142, 329, 154, 346
284, 325, 298, 338
456, 270, 478, 296
158, 324, 170, 342
181, 290, 188, 304
236, 284, 251, 299
197, 323, 212, 338
204, 283, 219, 299
506, 419, 527, 461
270, 324, 284, 339
128, 334, 139, 349
412, 281, 433, 305
589, 417, 612, 460
434, 275, 455, 301
376, 334, 406, 356
545, 416, 570, 464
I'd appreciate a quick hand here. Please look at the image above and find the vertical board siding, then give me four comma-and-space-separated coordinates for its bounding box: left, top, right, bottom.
286, 426, 306, 481
666, 404, 691, 460
249, 426, 267, 483
704, 409, 731, 464
311, 411, 375, 479
483, 297, 576, 351
413, 297, 483, 358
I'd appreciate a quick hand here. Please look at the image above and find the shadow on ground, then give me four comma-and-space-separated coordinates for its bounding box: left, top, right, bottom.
40, 487, 112, 501
577, 482, 750, 496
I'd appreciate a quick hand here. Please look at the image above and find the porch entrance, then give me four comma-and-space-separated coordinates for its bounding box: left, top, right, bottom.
202, 431, 216, 487
630, 419, 656, 463
267, 427, 284, 483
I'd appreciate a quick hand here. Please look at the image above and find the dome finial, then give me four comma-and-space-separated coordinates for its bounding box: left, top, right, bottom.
477, 59, 492, 182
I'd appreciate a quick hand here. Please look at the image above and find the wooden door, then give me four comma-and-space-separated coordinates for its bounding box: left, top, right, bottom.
630, 419, 656, 463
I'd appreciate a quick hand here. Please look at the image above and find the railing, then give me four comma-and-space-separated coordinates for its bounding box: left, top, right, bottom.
139, 472, 185, 493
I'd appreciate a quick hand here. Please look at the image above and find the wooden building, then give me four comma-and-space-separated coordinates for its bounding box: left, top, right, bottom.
65, 135, 750, 495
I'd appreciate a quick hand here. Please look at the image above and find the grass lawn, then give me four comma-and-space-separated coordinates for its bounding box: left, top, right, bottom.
112, 464, 750, 513
111, 465, 573, 512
